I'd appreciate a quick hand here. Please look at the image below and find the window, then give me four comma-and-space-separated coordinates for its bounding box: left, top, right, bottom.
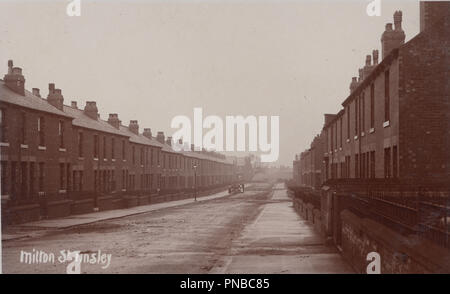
21, 162, 28, 198
340, 118, 343, 148
58, 121, 64, 148
30, 162, 35, 195
60, 163, 65, 190
66, 164, 71, 191
78, 132, 83, 157
354, 100, 358, 136
111, 138, 115, 159
393, 145, 398, 178
132, 146, 136, 164
122, 140, 126, 159
370, 84, 375, 129
1, 161, 8, 195
384, 147, 391, 178
355, 154, 359, 178
20, 112, 26, 144
79, 171, 83, 191
385, 70, 390, 122
347, 106, 350, 140
0, 108, 6, 142
370, 151, 375, 178
38, 163, 44, 192
140, 147, 144, 165
94, 135, 99, 158
103, 136, 106, 159
38, 117, 45, 146
361, 93, 365, 133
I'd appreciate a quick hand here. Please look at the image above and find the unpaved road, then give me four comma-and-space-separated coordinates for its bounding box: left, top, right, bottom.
2, 183, 352, 273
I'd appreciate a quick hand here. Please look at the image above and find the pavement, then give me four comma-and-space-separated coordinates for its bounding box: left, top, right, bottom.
210, 183, 354, 274
2, 186, 250, 242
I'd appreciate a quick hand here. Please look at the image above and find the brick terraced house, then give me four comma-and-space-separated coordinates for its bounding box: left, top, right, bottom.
0, 61, 239, 225
294, 3, 450, 188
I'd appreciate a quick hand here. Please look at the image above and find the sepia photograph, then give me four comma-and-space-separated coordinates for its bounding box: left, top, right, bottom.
0, 0, 449, 281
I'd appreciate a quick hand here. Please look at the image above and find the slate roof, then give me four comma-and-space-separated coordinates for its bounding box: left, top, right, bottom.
119, 125, 164, 148
0, 80, 71, 118
63, 105, 130, 137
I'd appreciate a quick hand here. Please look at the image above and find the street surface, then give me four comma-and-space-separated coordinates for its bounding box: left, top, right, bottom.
2, 183, 353, 273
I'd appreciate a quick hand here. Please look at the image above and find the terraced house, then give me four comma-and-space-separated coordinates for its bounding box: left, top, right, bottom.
0, 60, 239, 225
295, 4, 450, 187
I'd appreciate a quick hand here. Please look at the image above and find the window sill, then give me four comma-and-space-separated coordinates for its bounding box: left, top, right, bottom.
38, 191, 45, 196
121, 189, 126, 192
78, 157, 84, 160
383, 121, 390, 128
38, 145, 46, 150
59, 190, 67, 194
1, 195, 10, 200
112, 159, 116, 162
361, 132, 365, 137
369, 128, 375, 134
0, 142, 9, 147
103, 158, 107, 162
94, 158, 99, 161
346, 139, 350, 143
59, 148, 66, 152
21, 144, 28, 149
354, 135, 358, 141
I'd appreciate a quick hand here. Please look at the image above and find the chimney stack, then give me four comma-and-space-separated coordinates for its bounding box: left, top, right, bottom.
107, 113, 121, 129
47, 83, 64, 110
32, 88, 41, 97
372, 50, 379, 65
143, 128, 152, 139
71, 101, 78, 108
84, 101, 99, 120
349, 77, 358, 93
129, 120, 139, 134
3, 60, 25, 95
363, 54, 374, 78
191, 144, 195, 151
381, 11, 405, 59
156, 131, 165, 144
166, 136, 172, 146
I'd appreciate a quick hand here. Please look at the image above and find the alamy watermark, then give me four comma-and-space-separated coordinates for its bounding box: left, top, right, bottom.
170, 108, 279, 163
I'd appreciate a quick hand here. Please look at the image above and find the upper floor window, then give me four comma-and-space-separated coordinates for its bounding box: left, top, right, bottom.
103, 136, 106, 159
0, 108, 6, 143
20, 112, 26, 144
370, 83, 375, 128
58, 121, 64, 148
38, 117, 45, 146
132, 146, 136, 164
385, 70, 390, 122
354, 100, 358, 136
111, 138, 115, 159
346, 106, 350, 140
78, 132, 83, 157
122, 140, 126, 159
94, 135, 99, 158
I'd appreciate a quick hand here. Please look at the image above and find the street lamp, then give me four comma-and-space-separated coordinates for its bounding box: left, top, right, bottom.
193, 164, 198, 201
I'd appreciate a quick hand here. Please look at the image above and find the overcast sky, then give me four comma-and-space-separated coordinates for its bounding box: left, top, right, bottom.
0, 0, 421, 166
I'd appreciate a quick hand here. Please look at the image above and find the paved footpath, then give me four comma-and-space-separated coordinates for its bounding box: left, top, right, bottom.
2, 187, 251, 242
210, 183, 354, 273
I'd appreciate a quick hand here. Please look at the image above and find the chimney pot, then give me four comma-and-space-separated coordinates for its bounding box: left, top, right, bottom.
143, 128, 152, 139
394, 11, 402, 30
156, 131, 165, 144
372, 50, 379, 65
71, 101, 77, 108
32, 88, 41, 97
107, 113, 120, 129
166, 136, 172, 146
4, 61, 25, 95
365, 55, 372, 66
84, 101, 99, 120
49, 83, 55, 93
